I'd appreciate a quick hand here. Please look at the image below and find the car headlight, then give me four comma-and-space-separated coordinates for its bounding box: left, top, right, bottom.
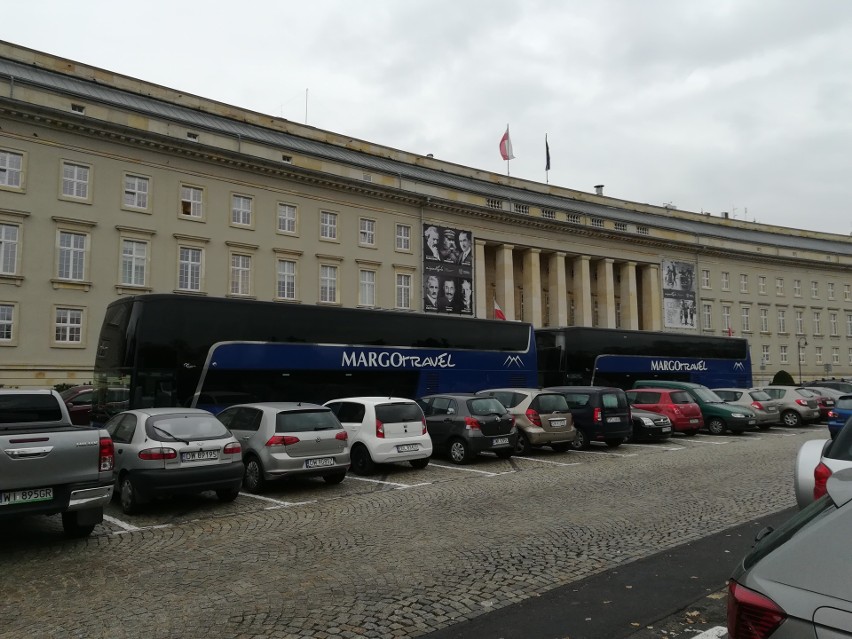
641, 417, 654, 426
731, 412, 746, 418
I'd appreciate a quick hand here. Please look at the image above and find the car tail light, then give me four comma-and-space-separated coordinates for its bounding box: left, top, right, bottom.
727, 580, 786, 639
335, 431, 348, 441
814, 462, 832, 500
795, 398, 809, 406
464, 416, 482, 430
750, 401, 764, 411
99, 436, 114, 471
593, 407, 602, 423
828, 410, 838, 419
138, 447, 177, 460
376, 419, 385, 439
223, 442, 241, 455
266, 435, 300, 446
525, 408, 542, 427
422, 417, 428, 435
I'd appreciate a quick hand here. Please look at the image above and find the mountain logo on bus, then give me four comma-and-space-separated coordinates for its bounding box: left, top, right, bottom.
503, 355, 524, 368
733, 362, 745, 371
649, 359, 709, 372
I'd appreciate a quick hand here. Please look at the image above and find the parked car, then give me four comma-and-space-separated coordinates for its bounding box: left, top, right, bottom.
632, 380, 757, 435
60, 385, 129, 426
807, 379, 852, 394
807, 389, 837, 421
628, 408, 673, 443
803, 385, 846, 401
827, 395, 852, 439
759, 385, 821, 427
794, 415, 852, 508
323, 397, 432, 475
104, 408, 244, 514
711, 387, 780, 430
215, 402, 349, 492
728, 468, 852, 638
475, 388, 576, 454
625, 387, 703, 435
544, 386, 631, 449
417, 394, 517, 463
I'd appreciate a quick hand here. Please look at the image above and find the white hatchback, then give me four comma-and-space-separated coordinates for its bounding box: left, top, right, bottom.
323, 397, 432, 475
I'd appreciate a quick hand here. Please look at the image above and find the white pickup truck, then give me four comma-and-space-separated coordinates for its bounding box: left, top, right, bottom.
0, 389, 115, 537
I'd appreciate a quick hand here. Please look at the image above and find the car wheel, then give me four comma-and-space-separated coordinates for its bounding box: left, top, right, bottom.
448, 438, 471, 464
514, 431, 532, 455
119, 475, 139, 515
782, 410, 802, 427
409, 457, 430, 470
605, 438, 623, 448
349, 444, 376, 476
570, 428, 588, 450
323, 471, 346, 485
495, 449, 514, 459
61, 511, 96, 539
216, 487, 240, 503
243, 457, 266, 494
550, 442, 570, 453
707, 417, 726, 435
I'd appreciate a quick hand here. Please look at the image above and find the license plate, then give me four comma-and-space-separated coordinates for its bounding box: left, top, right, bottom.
181, 450, 218, 462
689, 419, 700, 424
661, 427, 671, 433
397, 444, 419, 453
0, 487, 53, 506
492, 437, 510, 446
748, 420, 756, 425
549, 418, 567, 428
305, 457, 335, 468
606, 416, 621, 423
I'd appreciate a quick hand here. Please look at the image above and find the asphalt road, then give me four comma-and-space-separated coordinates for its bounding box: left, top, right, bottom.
0, 424, 826, 639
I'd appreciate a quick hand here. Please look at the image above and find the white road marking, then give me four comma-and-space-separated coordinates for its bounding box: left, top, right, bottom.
343, 475, 415, 488
567, 449, 638, 457
512, 456, 581, 466
620, 443, 685, 451
692, 626, 727, 638
103, 514, 140, 532
428, 463, 497, 476
682, 439, 731, 445
238, 492, 315, 508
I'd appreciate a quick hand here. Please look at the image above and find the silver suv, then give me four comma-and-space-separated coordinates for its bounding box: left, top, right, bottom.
475, 388, 575, 455
759, 386, 821, 427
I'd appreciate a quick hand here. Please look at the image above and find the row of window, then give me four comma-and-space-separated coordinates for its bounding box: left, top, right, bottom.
700, 269, 850, 301
756, 343, 852, 367
0, 304, 83, 347
701, 303, 852, 337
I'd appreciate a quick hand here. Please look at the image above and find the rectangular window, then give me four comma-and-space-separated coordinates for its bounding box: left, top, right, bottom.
702, 303, 712, 329
567, 213, 582, 224
761, 345, 770, 365
776, 278, 784, 296
395, 224, 411, 251
0, 223, 19, 275
359, 269, 376, 307
845, 284, 851, 302
320, 265, 338, 303
61, 162, 89, 199
178, 247, 203, 291
741, 306, 750, 332
277, 203, 297, 234
780, 345, 788, 365
722, 305, 731, 331
614, 222, 627, 232
230, 254, 251, 296
849, 348, 852, 366
637, 226, 649, 235
591, 218, 605, 228
778, 309, 786, 333
120, 239, 147, 286
55, 307, 82, 344
0, 150, 23, 189
320, 211, 338, 240
740, 274, 748, 293
513, 203, 530, 215
828, 283, 835, 300
847, 313, 852, 337
359, 218, 376, 246
832, 347, 840, 365
276, 259, 296, 300
542, 209, 556, 220
816, 346, 823, 365
231, 195, 252, 226
760, 308, 769, 333
794, 279, 801, 297
830, 312, 838, 336
811, 280, 819, 298
180, 185, 204, 218
123, 175, 149, 209
721, 272, 730, 291
58, 231, 86, 281
701, 269, 710, 288
486, 198, 503, 210
396, 273, 412, 309
0, 303, 13, 341
813, 311, 822, 335
758, 276, 766, 294
799, 345, 806, 365
796, 310, 804, 334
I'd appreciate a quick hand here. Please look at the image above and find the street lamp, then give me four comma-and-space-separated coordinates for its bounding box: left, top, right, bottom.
797, 337, 808, 384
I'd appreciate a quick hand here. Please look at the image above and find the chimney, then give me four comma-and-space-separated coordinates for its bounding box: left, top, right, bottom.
722, 211, 729, 219
594, 184, 604, 196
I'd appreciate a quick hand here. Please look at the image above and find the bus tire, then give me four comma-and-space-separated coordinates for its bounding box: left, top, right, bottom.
350, 444, 376, 476
707, 417, 726, 435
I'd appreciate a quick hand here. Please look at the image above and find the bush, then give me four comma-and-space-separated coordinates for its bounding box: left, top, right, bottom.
771, 370, 796, 385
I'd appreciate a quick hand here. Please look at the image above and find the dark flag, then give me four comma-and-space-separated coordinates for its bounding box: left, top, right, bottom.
545, 135, 551, 171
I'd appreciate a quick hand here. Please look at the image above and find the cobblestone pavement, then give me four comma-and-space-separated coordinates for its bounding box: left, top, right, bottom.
0, 427, 825, 638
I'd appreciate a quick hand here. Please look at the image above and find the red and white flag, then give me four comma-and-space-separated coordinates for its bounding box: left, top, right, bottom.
727, 326, 734, 337
494, 299, 506, 320
499, 125, 515, 161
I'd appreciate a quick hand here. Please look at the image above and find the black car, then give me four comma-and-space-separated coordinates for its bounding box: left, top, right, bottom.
545, 386, 632, 449
417, 394, 517, 464
629, 407, 673, 442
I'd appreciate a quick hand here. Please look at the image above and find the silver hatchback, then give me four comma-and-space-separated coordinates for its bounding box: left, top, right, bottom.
216, 402, 350, 492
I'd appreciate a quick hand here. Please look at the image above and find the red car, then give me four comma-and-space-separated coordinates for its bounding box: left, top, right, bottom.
626, 388, 703, 435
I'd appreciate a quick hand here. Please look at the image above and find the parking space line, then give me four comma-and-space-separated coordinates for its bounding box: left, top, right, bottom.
567, 449, 638, 457
103, 514, 141, 532
343, 475, 416, 488
428, 463, 497, 476
682, 439, 730, 445
693, 627, 726, 639
620, 443, 685, 451
512, 456, 581, 466
238, 492, 316, 508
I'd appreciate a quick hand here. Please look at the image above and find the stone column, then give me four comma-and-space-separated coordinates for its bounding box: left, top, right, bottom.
475, 239, 487, 318
619, 261, 639, 330
496, 244, 515, 320
597, 258, 616, 328
573, 255, 593, 327
522, 249, 542, 327
641, 264, 663, 330
548, 252, 568, 327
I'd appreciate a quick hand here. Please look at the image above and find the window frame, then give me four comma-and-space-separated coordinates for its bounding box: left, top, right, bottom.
177, 245, 204, 292
0, 221, 21, 277
319, 211, 338, 242
59, 160, 92, 203
276, 258, 298, 301
179, 184, 205, 220
52, 305, 85, 348
277, 202, 298, 235
228, 252, 253, 297
359, 218, 376, 247
395, 224, 412, 252
230, 193, 254, 229
358, 268, 377, 307
120, 238, 149, 288
0, 301, 18, 346
319, 263, 339, 304
122, 173, 150, 212
0, 148, 26, 192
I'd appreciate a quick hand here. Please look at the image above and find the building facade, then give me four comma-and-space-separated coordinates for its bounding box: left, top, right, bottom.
1, 41, 850, 388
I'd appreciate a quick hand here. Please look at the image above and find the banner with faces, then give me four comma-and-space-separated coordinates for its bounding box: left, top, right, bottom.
422, 223, 474, 316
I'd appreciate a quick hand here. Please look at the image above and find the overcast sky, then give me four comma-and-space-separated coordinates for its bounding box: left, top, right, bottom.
5, 1, 852, 234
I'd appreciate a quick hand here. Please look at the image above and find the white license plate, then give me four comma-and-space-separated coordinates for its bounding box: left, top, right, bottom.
549, 418, 567, 428
492, 437, 510, 446
748, 420, 756, 425
606, 416, 621, 423
0, 487, 53, 506
689, 419, 700, 424
397, 444, 419, 453
661, 427, 672, 433
181, 451, 218, 462
305, 457, 335, 468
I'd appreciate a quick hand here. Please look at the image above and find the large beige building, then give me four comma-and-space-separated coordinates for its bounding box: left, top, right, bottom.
0, 41, 850, 388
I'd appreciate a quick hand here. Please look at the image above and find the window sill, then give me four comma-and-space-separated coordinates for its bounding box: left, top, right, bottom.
51, 279, 91, 291
0, 274, 23, 286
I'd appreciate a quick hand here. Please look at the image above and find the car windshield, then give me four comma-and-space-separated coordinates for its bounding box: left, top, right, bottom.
376, 403, 423, 423
692, 387, 723, 402
797, 388, 817, 397
467, 398, 508, 416
276, 409, 341, 433
835, 397, 852, 410
535, 393, 569, 412
146, 414, 230, 441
